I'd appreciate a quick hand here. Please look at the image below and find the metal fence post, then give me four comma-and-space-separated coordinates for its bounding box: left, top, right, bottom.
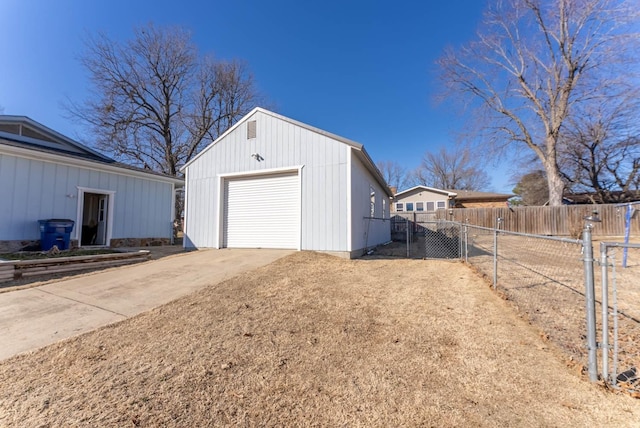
406, 217, 410, 258
600, 242, 609, 383
464, 220, 468, 263
493, 218, 502, 290
583, 225, 598, 382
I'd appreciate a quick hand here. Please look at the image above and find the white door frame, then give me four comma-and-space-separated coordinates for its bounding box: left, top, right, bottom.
76, 187, 116, 247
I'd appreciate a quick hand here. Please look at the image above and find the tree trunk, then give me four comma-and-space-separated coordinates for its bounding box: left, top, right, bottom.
545, 165, 565, 206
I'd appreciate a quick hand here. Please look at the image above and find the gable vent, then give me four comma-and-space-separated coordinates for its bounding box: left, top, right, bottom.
247, 120, 257, 139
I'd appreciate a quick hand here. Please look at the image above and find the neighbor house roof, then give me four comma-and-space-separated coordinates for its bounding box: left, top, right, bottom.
392, 186, 512, 201
0, 115, 183, 186
446, 189, 513, 202
392, 185, 458, 199
181, 107, 392, 197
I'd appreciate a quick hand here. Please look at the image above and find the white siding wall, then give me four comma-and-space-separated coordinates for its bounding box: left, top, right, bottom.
0, 152, 174, 240
184, 110, 349, 252
350, 150, 391, 253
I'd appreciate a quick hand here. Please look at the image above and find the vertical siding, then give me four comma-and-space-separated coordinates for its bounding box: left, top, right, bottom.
184, 111, 350, 251
0, 151, 174, 241
350, 151, 391, 252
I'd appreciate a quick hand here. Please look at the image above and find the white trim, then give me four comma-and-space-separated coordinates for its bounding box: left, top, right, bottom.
216, 174, 224, 249
170, 183, 176, 245
76, 187, 116, 247
218, 165, 303, 179
0, 142, 183, 186
347, 147, 352, 251
297, 165, 305, 250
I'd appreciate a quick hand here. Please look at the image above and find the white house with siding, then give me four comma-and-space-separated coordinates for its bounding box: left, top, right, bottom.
181, 107, 392, 258
0, 116, 183, 252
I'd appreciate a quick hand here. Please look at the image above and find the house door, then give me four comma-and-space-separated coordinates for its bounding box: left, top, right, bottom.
81, 192, 110, 246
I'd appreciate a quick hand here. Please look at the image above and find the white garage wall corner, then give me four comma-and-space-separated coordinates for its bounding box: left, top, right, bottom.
349, 150, 391, 256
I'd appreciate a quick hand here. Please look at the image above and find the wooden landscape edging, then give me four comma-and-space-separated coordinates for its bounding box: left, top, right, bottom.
0, 250, 151, 283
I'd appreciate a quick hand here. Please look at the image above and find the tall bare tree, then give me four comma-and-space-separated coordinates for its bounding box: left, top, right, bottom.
559, 103, 640, 202
376, 160, 409, 192
67, 24, 262, 175
438, 0, 640, 206
411, 146, 491, 190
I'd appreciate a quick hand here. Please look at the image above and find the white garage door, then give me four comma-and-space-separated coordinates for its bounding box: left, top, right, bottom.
223, 172, 299, 249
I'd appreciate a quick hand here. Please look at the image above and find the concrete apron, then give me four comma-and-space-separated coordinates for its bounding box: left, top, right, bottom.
0, 248, 292, 361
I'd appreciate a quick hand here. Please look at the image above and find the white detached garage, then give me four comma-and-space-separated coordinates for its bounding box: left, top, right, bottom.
182, 107, 391, 258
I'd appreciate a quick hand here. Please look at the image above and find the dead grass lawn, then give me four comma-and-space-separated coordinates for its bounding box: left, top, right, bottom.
0, 252, 638, 427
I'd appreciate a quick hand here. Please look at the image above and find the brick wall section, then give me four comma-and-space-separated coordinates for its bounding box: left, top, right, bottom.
0, 238, 170, 252
109, 238, 171, 247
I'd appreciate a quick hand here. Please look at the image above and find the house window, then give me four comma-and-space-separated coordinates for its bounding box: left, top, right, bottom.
396, 203, 404, 212
416, 202, 424, 212
382, 199, 386, 219
370, 186, 376, 217
406, 202, 414, 212
426, 202, 435, 211
437, 201, 446, 209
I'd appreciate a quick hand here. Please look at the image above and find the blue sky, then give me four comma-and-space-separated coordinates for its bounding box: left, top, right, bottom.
0, 0, 514, 192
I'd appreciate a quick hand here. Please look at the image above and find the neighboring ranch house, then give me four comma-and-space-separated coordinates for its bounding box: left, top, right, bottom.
181, 107, 392, 258
392, 186, 512, 213
0, 116, 183, 252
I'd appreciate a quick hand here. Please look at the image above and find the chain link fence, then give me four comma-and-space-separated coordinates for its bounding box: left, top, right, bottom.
466, 224, 588, 369
384, 217, 640, 390
600, 243, 640, 393
384, 218, 595, 380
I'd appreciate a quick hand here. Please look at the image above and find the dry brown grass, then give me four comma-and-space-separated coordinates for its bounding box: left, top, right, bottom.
0, 252, 638, 427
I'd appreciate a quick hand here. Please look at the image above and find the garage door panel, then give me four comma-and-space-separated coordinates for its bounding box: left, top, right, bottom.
223, 173, 299, 249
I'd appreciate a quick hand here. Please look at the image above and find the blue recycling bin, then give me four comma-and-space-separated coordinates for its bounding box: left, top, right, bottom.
38, 219, 75, 251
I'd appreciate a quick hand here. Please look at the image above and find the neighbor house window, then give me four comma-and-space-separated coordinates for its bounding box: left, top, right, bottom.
437, 201, 446, 209
406, 202, 414, 212
396, 203, 404, 212
426, 202, 435, 211
382, 199, 386, 219
416, 202, 424, 212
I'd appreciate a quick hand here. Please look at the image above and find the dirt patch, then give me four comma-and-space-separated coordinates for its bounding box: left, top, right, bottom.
0, 252, 638, 427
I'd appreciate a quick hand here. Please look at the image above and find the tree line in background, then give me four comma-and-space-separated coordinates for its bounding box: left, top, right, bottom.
66, 24, 262, 176
437, 0, 640, 206
382, 0, 639, 205
67, 0, 639, 207
376, 145, 490, 193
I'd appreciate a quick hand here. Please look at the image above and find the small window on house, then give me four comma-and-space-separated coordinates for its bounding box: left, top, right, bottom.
406, 202, 414, 212
426, 202, 435, 211
370, 187, 376, 217
416, 202, 424, 212
382, 199, 386, 219
437, 201, 446, 209
396, 203, 404, 212
247, 120, 257, 139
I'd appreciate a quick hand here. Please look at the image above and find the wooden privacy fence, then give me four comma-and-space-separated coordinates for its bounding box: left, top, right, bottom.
397, 204, 638, 238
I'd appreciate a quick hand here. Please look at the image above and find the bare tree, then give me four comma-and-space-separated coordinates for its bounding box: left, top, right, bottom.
513, 170, 549, 205
438, 0, 640, 206
411, 146, 491, 190
67, 24, 262, 175
559, 103, 640, 202
376, 160, 409, 192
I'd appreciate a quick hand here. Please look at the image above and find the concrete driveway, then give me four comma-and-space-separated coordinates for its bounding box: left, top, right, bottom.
0, 248, 292, 361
